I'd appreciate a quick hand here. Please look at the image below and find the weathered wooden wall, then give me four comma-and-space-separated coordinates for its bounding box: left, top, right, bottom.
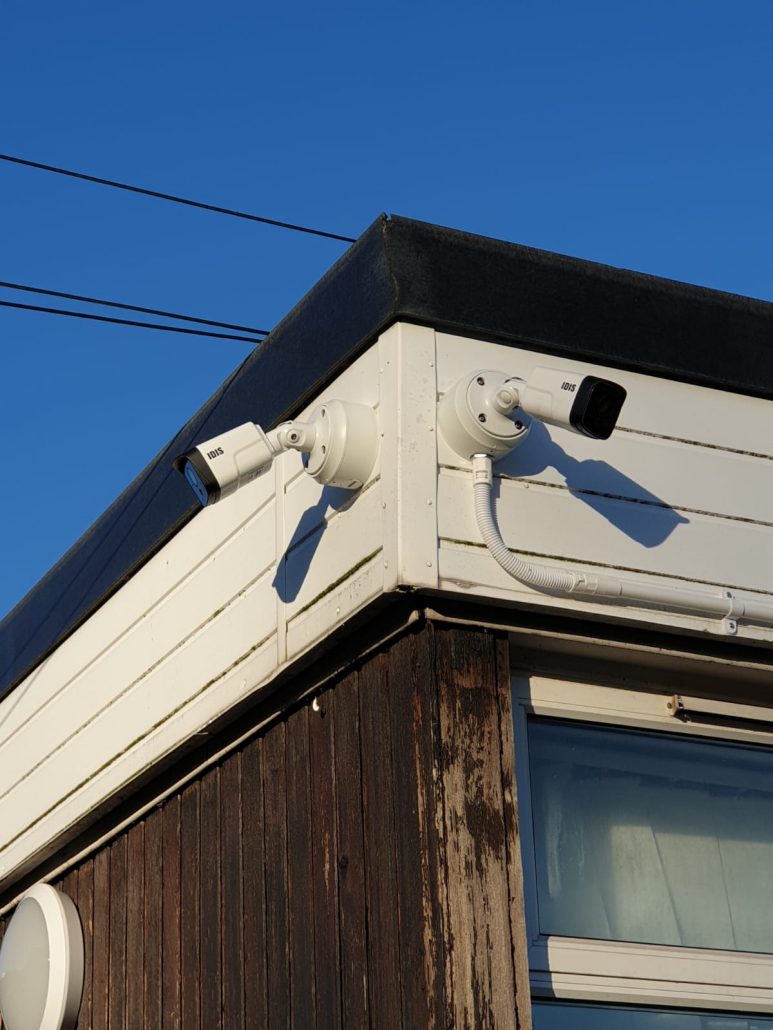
0, 622, 531, 1029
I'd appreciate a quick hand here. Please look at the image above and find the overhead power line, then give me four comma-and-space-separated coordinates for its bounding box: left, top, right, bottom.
0, 299, 264, 343
0, 279, 265, 335
0, 153, 357, 244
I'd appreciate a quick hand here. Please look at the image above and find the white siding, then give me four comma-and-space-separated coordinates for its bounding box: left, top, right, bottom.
434, 332, 773, 641
2, 323, 773, 890
0, 340, 389, 891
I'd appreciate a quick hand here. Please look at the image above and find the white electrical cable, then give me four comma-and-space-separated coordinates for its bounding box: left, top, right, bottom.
471, 453, 773, 632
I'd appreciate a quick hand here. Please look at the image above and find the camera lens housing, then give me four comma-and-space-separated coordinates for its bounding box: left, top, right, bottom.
569, 376, 627, 439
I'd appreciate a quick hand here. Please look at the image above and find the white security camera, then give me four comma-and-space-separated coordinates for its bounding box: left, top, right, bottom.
175, 422, 291, 506
175, 400, 378, 506
516, 367, 626, 440
438, 366, 626, 460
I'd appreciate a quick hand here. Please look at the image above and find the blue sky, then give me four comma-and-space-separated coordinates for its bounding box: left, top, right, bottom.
1, 0, 772, 618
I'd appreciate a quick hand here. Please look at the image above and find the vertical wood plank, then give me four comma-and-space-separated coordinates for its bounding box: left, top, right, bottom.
286, 705, 315, 1029
308, 685, 341, 1030
162, 795, 182, 1030
494, 637, 532, 1030
92, 846, 111, 1030
221, 751, 246, 1030
61, 862, 81, 1026
334, 672, 369, 1030
436, 626, 517, 1030
61, 866, 79, 906
263, 721, 290, 1030
389, 629, 447, 1028
77, 858, 95, 1030
0, 620, 531, 1030
359, 652, 402, 1027
144, 807, 164, 1029
180, 780, 201, 1030
108, 836, 127, 1030
200, 767, 223, 1030
242, 736, 268, 1026
126, 821, 145, 1028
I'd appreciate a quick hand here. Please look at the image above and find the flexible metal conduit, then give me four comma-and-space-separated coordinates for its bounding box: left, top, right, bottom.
471, 453, 773, 633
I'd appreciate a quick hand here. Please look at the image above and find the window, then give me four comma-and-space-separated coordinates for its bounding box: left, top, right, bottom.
532, 1000, 773, 1028
514, 675, 773, 1021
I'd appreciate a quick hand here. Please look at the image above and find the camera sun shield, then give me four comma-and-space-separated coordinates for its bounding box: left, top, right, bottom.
570, 376, 627, 439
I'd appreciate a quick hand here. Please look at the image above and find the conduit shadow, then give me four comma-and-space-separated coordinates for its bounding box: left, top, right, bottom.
274, 423, 687, 603
273, 485, 358, 603
497, 420, 689, 548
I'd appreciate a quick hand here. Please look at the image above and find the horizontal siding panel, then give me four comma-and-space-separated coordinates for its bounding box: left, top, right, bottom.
286, 553, 384, 660
437, 469, 773, 597
437, 543, 773, 645
0, 500, 277, 778
442, 426, 773, 527
0, 542, 278, 818
0, 474, 279, 741
283, 483, 384, 620
0, 633, 279, 889
437, 333, 773, 457
0, 348, 381, 753
0, 345, 388, 890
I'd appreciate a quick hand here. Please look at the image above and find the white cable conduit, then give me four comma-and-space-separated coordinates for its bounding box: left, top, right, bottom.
471, 453, 773, 634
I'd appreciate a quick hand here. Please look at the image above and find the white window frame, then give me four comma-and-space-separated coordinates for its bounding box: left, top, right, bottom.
514, 674, 773, 1015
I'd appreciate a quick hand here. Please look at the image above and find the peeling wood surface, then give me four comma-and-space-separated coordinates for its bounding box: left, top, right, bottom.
359, 654, 402, 1026
435, 626, 519, 1029
496, 636, 534, 1030
389, 629, 448, 1028
0, 622, 531, 1028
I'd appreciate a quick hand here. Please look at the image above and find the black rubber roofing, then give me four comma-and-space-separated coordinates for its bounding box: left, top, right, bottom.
3, 213, 773, 699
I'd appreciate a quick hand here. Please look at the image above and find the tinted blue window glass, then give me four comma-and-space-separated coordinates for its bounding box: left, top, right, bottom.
528, 719, 773, 950
533, 1002, 773, 1028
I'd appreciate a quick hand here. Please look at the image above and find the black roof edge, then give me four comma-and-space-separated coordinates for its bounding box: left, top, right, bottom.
2, 213, 772, 699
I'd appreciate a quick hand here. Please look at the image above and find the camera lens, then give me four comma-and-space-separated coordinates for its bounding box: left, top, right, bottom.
184, 460, 210, 506
570, 377, 627, 439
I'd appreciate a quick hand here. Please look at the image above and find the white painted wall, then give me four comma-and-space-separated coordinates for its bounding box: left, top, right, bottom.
1, 322, 772, 891
0, 339, 387, 892
434, 332, 773, 643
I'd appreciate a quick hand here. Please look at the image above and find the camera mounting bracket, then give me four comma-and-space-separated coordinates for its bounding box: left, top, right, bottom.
438, 369, 532, 461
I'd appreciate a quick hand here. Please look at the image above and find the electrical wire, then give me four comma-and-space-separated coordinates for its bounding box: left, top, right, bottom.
0, 279, 266, 335
0, 153, 357, 244
0, 299, 264, 342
